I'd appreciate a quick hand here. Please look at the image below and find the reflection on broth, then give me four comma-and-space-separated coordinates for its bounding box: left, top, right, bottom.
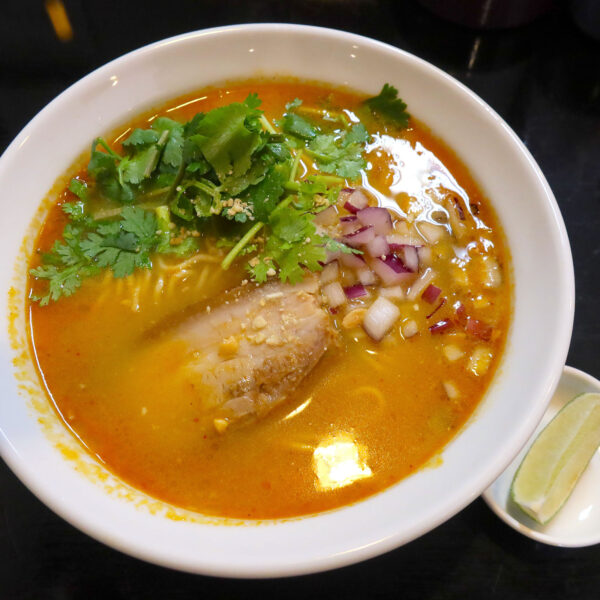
313, 432, 373, 491
26, 80, 511, 519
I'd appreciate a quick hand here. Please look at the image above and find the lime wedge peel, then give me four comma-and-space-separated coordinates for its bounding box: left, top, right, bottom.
511, 392, 600, 525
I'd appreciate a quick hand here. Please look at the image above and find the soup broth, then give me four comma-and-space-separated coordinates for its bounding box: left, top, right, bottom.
27, 81, 511, 519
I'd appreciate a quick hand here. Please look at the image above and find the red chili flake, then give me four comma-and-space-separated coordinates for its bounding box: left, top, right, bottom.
429, 319, 453, 334
426, 297, 446, 319
329, 307, 339, 315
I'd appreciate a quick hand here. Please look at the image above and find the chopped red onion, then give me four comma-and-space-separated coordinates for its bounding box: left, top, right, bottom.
363, 297, 401, 341
343, 189, 369, 213
366, 235, 390, 257
344, 284, 368, 299
313, 205, 338, 227
387, 233, 420, 248
322, 281, 346, 308
400, 245, 419, 272
426, 297, 446, 319
429, 319, 452, 334
466, 318, 492, 341
407, 268, 435, 301
344, 225, 375, 247
417, 246, 432, 268
370, 256, 413, 286
357, 268, 377, 286
380, 286, 405, 300
357, 207, 393, 235
324, 249, 341, 264
320, 261, 339, 285
340, 216, 360, 236
339, 251, 366, 269
454, 301, 468, 326
422, 284, 442, 304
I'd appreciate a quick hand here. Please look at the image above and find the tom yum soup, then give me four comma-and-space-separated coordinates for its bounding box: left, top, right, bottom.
27, 80, 511, 519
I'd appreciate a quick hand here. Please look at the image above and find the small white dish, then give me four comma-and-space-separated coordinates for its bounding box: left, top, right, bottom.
483, 366, 600, 547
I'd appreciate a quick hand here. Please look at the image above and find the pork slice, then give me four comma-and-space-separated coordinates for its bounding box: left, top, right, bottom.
169, 275, 335, 430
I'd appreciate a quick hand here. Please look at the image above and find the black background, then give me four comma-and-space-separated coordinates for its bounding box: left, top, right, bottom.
1, 1, 599, 598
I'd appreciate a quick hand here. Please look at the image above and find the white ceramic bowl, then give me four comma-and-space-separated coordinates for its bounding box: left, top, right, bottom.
0, 24, 574, 577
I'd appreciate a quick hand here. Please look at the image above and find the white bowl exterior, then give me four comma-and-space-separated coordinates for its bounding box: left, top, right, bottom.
0, 25, 574, 576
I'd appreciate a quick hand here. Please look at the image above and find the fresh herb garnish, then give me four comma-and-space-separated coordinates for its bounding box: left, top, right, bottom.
364, 83, 410, 128
30, 88, 393, 303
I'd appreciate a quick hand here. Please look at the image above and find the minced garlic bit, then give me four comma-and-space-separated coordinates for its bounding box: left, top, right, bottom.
252, 315, 267, 330
223, 197, 255, 220
213, 418, 229, 434
266, 268, 276, 277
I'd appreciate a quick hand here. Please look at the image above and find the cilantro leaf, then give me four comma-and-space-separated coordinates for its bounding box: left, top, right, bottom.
364, 83, 410, 128
281, 113, 318, 140
307, 126, 367, 179
68, 178, 88, 201
122, 128, 160, 148
152, 117, 184, 168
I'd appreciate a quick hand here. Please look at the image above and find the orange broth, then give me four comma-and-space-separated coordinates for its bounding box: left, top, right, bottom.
26, 81, 511, 519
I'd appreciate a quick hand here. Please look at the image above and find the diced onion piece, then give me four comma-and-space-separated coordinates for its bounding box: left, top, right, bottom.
366, 235, 390, 257
386, 233, 419, 249
337, 188, 354, 208
466, 317, 492, 341
481, 255, 502, 288
422, 284, 442, 304
454, 301, 468, 326
357, 207, 393, 235
370, 256, 413, 286
343, 189, 369, 213
417, 246, 432, 267
418, 221, 446, 245
313, 206, 338, 227
324, 249, 341, 264
322, 282, 347, 308
443, 344, 464, 362
402, 319, 419, 338
344, 284, 368, 299
340, 251, 366, 270
363, 297, 401, 341
380, 286, 405, 300
468, 346, 493, 376
340, 216, 360, 235
443, 381, 460, 400
344, 226, 375, 247
407, 268, 436, 301
320, 261, 339, 285
429, 319, 452, 334
400, 245, 419, 272
357, 268, 377, 286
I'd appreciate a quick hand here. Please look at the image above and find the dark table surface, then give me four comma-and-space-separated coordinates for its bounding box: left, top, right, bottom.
1, 1, 599, 598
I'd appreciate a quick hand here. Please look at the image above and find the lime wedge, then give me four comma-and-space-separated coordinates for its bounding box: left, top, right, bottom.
511, 392, 600, 525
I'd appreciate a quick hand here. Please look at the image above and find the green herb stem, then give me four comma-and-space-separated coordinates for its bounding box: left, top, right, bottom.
221, 221, 264, 270
259, 115, 277, 134
289, 149, 304, 182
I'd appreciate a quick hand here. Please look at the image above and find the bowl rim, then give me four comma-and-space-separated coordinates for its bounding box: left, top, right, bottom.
0, 23, 575, 577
